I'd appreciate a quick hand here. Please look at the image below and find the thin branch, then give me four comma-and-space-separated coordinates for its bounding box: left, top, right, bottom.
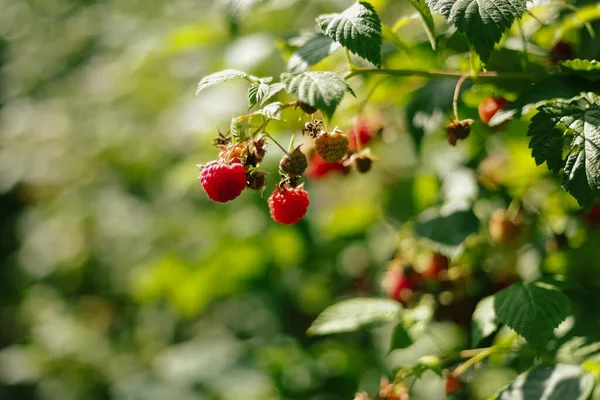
345, 67, 543, 81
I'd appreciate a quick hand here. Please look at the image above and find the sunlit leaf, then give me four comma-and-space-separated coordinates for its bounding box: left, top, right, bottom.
308, 298, 402, 336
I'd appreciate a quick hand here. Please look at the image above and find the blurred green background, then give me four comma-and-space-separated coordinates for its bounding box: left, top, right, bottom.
2, 0, 599, 399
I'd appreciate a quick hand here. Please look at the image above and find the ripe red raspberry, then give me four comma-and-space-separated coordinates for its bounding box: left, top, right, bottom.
478, 97, 508, 125
306, 152, 349, 180
199, 161, 247, 203
382, 266, 420, 305
279, 146, 308, 176
268, 185, 309, 224
314, 129, 349, 162
422, 252, 449, 279
348, 119, 381, 151
444, 371, 461, 395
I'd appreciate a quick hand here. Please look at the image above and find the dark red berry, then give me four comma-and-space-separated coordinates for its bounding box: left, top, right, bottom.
422, 252, 449, 279
348, 119, 381, 151
583, 203, 600, 227
268, 185, 310, 224
199, 161, 247, 202
306, 152, 350, 180
478, 97, 508, 125
550, 41, 574, 65
382, 266, 420, 304
445, 119, 474, 146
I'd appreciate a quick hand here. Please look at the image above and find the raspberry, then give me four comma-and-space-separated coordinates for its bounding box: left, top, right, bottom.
348, 119, 381, 151
348, 150, 375, 174
199, 161, 247, 203
582, 203, 600, 227
422, 252, 449, 279
550, 41, 574, 65
478, 97, 508, 125
445, 119, 474, 146
279, 146, 308, 176
246, 170, 267, 190
314, 129, 349, 162
306, 152, 349, 180
382, 265, 420, 305
444, 371, 461, 395
268, 185, 309, 224
489, 209, 523, 245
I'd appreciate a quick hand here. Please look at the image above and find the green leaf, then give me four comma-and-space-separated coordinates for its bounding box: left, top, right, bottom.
196, 69, 252, 96
414, 207, 479, 247
406, 0, 436, 50
307, 298, 402, 336
248, 83, 285, 108
558, 337, 600, 364
471, 296, 498, 346
426, 0, 527, 62
560, 59, 600, 81
390, 323, 413, 351
230, 117, 247, 142
281, 71, 355, 119
489, 76, 593, 127
287, 33, 340, 73
495, 364, 594, 400
255, 101, 285, 120
527, 112, 564, 174
530, 95, 600, 208
316, 1, 382, 67
494, 282, 571, 345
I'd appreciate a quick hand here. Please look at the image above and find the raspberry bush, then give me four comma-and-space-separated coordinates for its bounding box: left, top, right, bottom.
2, 0, 600, 399
195, 0, 600, 399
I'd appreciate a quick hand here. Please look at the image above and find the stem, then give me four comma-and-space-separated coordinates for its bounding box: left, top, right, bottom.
345, 48, 356, 70
264, 132, 288, 154
454, 346, 497, 376
453, 75, 469, 120
345, 67, 541, 81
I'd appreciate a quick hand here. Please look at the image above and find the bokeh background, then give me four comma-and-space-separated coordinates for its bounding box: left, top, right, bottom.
2, 0, 600, 399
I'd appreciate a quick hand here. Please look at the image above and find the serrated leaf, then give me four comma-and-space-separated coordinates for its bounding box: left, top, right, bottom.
196, 69, 252, 96
561, 59, 600, 81
426, 0, 527, 62
406, 0, 436, 50
281, 71, 355, 119
494, 282, 571, 345
248, 83, 269, 109
471, 296, 498, 346
558, 337, 600, 364
255, 101, 285, 120
317, 1, 382, 67
414, 207, 479, 247
390, 323, 413, 352
287, 33, 340, 73
230, 117, 247, 141
527, 112, 564, 174
489, 76, 589, 126
532, 96, 600, 208
307, 298, 402, 336
248, 82, 285, 108
495, 364, 594, 400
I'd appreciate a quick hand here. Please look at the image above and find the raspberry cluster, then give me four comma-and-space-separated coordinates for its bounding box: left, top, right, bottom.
197, 101, 383, 224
